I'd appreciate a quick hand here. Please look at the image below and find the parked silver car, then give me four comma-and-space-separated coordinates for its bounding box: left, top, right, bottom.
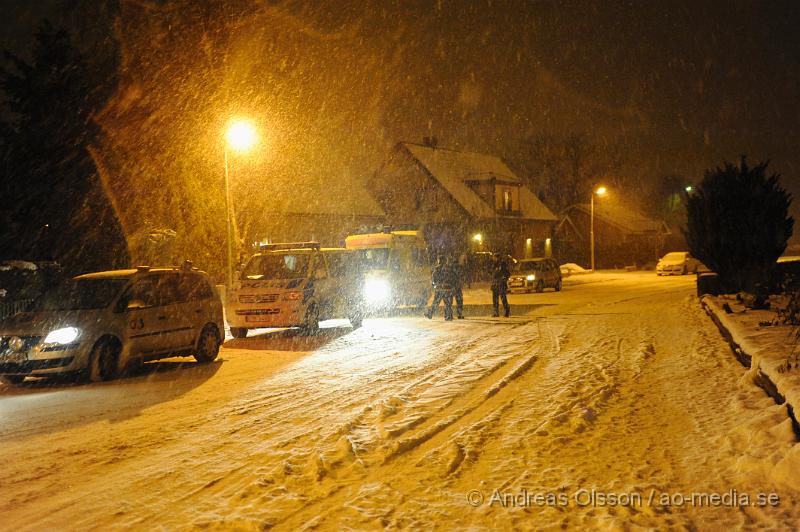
508, 258, 563, 293
0, 264, 224, 385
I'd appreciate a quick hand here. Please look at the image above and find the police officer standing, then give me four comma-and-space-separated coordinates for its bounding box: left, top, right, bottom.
490, 252, 511, 318
426, 255, 454, 320
452, 254, 466, 319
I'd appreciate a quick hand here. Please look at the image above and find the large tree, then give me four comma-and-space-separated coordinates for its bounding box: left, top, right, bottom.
0, 20, 128, 274
684, 157, 793, 293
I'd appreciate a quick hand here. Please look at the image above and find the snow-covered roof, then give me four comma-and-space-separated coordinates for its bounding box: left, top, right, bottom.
567, 203, 669, 234
400, 143, 557, 222
264, 175, 385, 218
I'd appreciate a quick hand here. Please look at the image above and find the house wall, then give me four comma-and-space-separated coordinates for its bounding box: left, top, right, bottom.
485, 218, 553, 258
369, 149, 468, 227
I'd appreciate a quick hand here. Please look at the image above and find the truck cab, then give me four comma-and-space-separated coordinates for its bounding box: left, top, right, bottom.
345, 230, 431, 309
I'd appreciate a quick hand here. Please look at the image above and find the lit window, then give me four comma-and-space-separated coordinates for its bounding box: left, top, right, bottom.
503, 189, 513, 211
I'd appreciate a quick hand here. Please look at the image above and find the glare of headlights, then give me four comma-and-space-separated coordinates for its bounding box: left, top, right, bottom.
43, 327, 80, 345
526, 274, 535, 281
364, 278, 391, 304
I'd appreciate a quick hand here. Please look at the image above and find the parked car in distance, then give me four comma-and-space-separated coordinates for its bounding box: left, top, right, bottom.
0, 260, 64, 321
508, 258, 562, 293
0, 262, 224, 385
656, 252, 702, 275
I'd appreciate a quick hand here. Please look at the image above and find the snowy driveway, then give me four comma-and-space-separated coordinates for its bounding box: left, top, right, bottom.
1, 272, 799, 530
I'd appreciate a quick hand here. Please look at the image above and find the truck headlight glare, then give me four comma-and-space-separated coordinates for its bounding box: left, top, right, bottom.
43, 327, 80, 345
364, 278, 391, 304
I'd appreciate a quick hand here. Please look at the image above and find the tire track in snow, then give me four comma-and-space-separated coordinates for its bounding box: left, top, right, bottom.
278, 320, 558, 529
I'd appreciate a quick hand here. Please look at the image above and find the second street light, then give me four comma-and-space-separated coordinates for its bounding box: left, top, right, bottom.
590, 185, 607, 272
224, 120, 258, 289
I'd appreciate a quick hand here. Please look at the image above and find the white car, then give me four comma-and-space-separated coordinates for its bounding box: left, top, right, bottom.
227, 242, 365, 338
656, 252, 701, 275
0, 264, 224, 385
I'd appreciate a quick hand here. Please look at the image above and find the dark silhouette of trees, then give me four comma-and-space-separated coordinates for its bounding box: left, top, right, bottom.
0, 20, 128, 274
684, 157, 793, 293
514, 132, 625, 213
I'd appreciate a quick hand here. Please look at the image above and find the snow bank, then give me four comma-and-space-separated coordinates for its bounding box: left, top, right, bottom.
559, 263, 588, 276
701, 295, 800, 490
0, 260, 38, 271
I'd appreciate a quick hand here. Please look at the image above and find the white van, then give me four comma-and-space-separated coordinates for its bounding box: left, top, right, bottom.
345, 230, 431, 309
226, 243, 364, 338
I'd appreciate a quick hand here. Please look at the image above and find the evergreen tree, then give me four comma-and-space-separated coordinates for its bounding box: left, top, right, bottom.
0, 20, 128, 274
684, 157, 793, 292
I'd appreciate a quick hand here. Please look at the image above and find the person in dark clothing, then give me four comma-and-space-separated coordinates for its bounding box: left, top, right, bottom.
452, 254, 466, 319
490, 252, 511, 317
426, 255, 454, 320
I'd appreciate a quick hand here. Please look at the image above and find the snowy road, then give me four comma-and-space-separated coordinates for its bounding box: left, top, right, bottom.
2, 272, 799, 530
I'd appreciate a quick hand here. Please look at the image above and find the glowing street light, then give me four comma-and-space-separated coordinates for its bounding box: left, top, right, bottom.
473, 233, 483, 243
224, 119, 258, 288
226, 120, 257, 152
685, 185, 693, 193
590, 185, 608, 272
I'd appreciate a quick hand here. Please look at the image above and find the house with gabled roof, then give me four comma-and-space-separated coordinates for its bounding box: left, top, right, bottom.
557, 202, 671, 268
368, 140, 558, 258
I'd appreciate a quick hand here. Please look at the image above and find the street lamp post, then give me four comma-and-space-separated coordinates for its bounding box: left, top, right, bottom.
223, 146, 233, 289
224, 120, 257, 288
590, 186, 607, 271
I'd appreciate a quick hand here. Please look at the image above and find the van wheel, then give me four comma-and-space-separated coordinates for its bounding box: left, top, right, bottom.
88, 340, 120, 382
555, 279, 562, 292
302, 305, 319, 335
535, 280, 545, 293
0, 375, 25, 386
230, 327, 248, 339
682, 265, 688, 275
195, 325, 220, 363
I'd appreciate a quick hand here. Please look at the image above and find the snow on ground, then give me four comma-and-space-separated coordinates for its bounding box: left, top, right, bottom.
1, 272, 799, 530
702, 294, 800, 492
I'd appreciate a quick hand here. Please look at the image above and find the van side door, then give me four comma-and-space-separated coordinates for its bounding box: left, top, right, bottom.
119, 275, 165, 357
171, 272, 206, 349
151, 273, 195, 353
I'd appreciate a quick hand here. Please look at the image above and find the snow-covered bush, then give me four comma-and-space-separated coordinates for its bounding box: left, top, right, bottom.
685, 157, 793, 294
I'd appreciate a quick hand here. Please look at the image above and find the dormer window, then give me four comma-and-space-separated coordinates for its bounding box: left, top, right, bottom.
495, 184, 519, 214
503, 189, 513, 211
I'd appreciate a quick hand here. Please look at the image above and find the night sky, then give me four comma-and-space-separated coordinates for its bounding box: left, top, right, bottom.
2, 0, 799, 212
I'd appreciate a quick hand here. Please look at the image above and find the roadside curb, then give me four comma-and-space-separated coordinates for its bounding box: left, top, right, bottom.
700, 296, 800, 436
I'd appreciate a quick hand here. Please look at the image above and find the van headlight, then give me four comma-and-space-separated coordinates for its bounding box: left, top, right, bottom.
526, 274, 535, 281
43, 327, 80, 345
364, 278, 391, 304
